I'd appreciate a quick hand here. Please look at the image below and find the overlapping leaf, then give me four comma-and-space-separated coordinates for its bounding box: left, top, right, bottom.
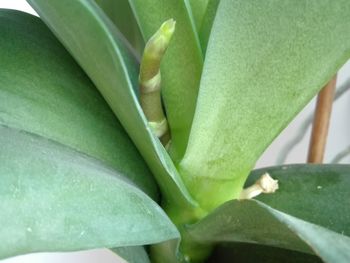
186, 0, 210, 33
0, 9, 179, 260
0, 124, 178, 259
249, 164, 350, 235
198, 0, 220, 53
186, 165, 350, 263
129, 0, 203, 161
0, 9, 156, 199
179, 0, 350, 210
27, 0, 196, 208
95, 0, 144, 56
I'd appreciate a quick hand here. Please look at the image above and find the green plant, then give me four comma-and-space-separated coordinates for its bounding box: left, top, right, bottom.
1, 0, 350, 262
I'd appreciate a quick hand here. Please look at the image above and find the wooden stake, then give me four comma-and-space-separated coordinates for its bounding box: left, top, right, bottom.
307, 76, 337, 163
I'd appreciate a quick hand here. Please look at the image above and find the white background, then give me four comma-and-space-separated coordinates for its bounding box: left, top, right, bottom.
1, 1, 349, 262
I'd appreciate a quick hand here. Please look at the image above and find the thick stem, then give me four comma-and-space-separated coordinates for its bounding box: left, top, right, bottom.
307, 76, 337, 163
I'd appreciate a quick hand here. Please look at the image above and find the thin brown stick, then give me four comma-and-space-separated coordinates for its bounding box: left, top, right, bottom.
307, 76, 337, 163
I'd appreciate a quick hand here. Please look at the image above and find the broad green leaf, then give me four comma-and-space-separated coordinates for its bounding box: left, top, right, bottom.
186, 200, 350, 263
207, 243, 322, 263
95, 0, 144, 56
248, 164, 350, 235
198, 0, 219, 54
0, 124, 179, 259
129, 0, 204, 161
111, 246, 150, 263
186, 164, 350, 262
27, 0, 196, 208
0, 9, 157, 199
179, 0, 350, 210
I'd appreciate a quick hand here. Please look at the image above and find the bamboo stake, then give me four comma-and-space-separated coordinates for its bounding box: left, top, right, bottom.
307, 76, 337, 163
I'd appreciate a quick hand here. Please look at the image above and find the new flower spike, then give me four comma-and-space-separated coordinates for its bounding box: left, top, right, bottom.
139, 19, 176, 144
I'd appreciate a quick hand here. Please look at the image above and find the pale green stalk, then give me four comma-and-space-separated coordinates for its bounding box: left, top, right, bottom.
139, 19, 175, 144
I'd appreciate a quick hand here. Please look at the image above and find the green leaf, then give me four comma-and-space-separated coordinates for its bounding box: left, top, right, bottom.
207, 243, 322, 263
186, 164, 350, 263
129, 0, 204, 161
186, 200, 350, 263
95, 0, 144, 56
179, 0, 350, 210
27, 0, 196, 208
248, 164, 350, 235
185, 0, 220, 53
0, 124, 179, 259
198, 0, 220, 54
186, 0, 210, 33
111, 246, 150, 263
0, 9, 157, 199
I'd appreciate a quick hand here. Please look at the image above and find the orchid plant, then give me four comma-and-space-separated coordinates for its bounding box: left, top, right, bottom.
1, 0, 350, 262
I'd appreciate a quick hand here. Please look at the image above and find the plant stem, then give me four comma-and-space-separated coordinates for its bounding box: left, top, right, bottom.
307, 76, 337, 163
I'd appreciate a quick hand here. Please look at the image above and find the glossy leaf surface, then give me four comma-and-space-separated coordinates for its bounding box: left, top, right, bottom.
0, 124, 178, 259
0, 9, 157, 199
27, 0, 195, 207
187, 165, 350, 263
129, 0, 203, 161
180, 0, 350, 210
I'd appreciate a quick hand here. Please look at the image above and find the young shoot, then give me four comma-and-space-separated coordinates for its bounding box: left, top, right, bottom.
139, 19, 176, 146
